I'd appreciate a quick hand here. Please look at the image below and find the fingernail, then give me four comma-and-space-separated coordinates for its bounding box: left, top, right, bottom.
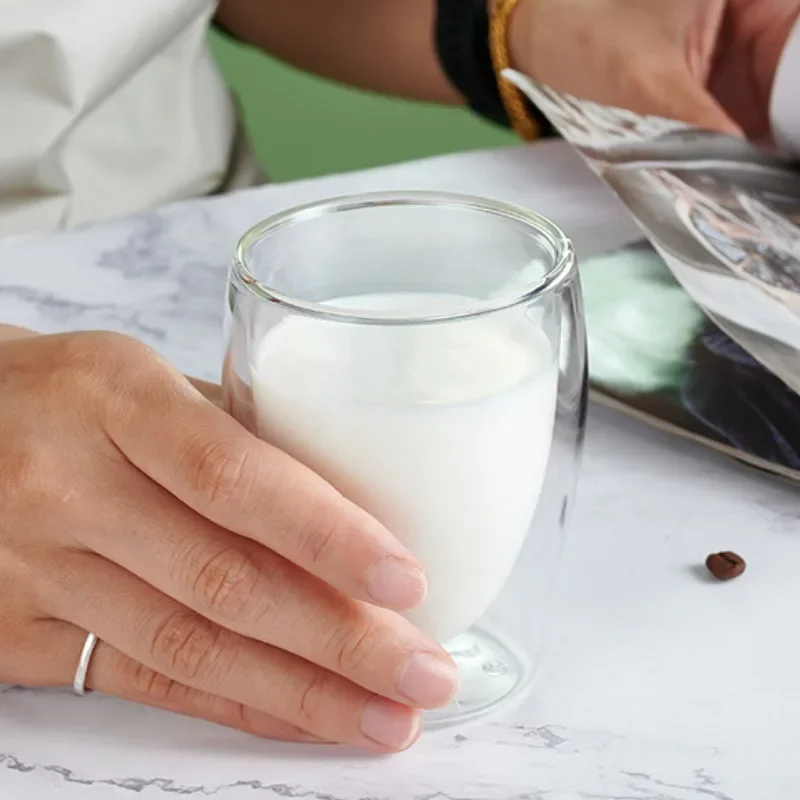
367, 558, 427, 610
360, 696, 422, 750
396, 652, 460, 708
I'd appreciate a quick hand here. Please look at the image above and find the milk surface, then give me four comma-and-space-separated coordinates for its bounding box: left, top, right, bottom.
251, 293, 559, 643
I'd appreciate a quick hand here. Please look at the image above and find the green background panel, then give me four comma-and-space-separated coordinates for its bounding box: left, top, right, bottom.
209, 31, 515, 182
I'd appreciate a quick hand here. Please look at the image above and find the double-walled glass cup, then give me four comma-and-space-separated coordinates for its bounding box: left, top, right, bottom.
223, 192, 586, 728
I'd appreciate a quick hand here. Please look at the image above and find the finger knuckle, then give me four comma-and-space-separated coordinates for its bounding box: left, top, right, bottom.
0, 331, 148, 407
190, 546, 266, 623
0, 439, 70, 519
59, 331, 147, 381
148, 609, 229, 684
29, 333, 158, 416
296, 671, 333, 727
326, 612, 380, 676
187, 438, 255, 508
88, 330, 152, 362
294, 509, 347, 569
221, 698, 252, 732
0, 443, 49, 505
128, 661, 181, 703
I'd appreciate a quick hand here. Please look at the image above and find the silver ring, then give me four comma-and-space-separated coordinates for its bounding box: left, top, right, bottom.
73, 632, 99, 696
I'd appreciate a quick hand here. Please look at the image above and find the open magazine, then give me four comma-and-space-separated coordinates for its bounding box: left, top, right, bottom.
505, 71, 800, 481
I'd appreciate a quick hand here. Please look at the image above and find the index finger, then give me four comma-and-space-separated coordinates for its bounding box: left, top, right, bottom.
105, 365, 427, 612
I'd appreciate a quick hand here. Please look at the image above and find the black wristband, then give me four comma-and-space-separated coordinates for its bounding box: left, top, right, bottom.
435, 0, 553, 134
435, 0, 509, 126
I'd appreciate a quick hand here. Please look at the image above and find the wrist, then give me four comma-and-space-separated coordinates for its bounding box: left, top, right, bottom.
499, 0, 537, 75
503, 0, 557, 84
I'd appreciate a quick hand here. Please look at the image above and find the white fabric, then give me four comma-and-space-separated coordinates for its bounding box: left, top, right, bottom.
0, 0, 255, 236
771, 15, 800, 157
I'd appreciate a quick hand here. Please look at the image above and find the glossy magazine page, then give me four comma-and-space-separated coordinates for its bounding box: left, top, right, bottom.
583, 241, 800, 479
506, 72, 800, 480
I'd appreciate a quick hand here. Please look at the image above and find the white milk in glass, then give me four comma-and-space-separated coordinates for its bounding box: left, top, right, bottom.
251, 293, 558, 644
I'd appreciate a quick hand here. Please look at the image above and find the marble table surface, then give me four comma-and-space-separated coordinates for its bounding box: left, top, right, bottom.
1, 142, 799, 800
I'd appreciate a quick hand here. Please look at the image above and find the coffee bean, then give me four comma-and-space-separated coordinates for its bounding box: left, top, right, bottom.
705, 551, 746, 581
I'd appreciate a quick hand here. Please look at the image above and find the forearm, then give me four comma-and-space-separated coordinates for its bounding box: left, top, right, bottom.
215, 0, 462, 103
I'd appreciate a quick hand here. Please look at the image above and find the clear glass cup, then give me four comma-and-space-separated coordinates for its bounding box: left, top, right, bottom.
223, 192, 586, 728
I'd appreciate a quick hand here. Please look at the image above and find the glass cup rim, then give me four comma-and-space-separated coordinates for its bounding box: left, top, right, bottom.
232, 190, 576, 325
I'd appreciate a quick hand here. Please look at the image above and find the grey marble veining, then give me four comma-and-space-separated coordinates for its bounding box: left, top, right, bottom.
0, 143, 798, 800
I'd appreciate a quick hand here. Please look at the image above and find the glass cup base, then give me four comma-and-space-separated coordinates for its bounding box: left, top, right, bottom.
425, 626, 532, 729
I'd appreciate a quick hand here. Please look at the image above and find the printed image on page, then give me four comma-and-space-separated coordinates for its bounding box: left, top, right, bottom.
582, 241, 800, 480
504, 71, 800, 388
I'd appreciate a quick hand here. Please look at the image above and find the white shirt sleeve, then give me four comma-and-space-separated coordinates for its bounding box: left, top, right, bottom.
0, 0, 236, 235
770, 15, 800, 157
